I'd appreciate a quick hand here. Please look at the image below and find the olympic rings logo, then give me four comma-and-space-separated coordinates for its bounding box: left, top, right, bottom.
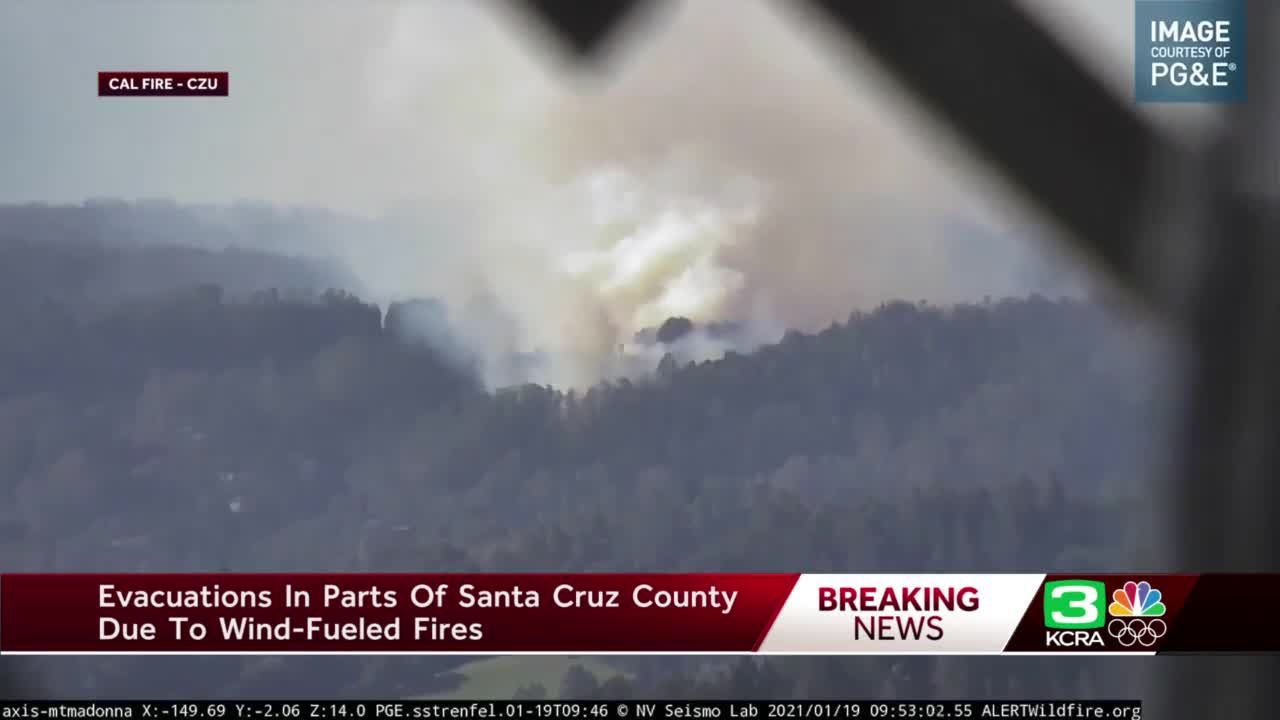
1107, 617, 1168, 647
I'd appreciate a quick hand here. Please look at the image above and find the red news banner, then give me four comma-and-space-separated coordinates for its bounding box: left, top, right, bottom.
0, 574, 1275, 655
98, 72, 228, 97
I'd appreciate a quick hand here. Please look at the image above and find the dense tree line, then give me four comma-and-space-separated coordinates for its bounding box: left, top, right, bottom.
0, 210, 1177, 700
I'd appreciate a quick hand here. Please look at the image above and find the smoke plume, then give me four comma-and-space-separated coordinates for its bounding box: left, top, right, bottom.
314, 0, 1075, 388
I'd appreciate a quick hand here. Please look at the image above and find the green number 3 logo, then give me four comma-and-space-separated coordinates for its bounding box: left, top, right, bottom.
1043, 580, 1106, 629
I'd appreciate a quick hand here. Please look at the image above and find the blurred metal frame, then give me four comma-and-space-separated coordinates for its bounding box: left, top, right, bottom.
513, 0, 1280, 715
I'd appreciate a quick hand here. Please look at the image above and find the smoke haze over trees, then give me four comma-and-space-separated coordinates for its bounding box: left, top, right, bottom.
0, 203, 1178, 699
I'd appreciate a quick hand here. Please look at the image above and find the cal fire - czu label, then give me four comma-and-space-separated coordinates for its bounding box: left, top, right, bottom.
98, 72, 228, 97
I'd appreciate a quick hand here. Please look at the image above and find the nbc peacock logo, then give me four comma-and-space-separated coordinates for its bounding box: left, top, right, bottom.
1106, 581, 1168, 648
1108, 580, 1167, 617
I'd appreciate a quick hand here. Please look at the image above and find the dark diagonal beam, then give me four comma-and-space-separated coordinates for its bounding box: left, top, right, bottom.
797, 0, 1183, 310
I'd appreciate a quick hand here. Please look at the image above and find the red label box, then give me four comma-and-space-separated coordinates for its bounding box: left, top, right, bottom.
98, 72, 229, 97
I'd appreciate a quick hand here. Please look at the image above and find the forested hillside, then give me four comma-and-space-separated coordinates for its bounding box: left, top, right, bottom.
0, 213, 1177, 700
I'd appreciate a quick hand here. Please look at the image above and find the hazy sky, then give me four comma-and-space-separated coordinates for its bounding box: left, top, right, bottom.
0, 0, 1219, 387
0, 0, 1216, 207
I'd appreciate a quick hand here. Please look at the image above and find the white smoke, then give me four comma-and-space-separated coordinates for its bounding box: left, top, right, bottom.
557, 161, 764, 332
